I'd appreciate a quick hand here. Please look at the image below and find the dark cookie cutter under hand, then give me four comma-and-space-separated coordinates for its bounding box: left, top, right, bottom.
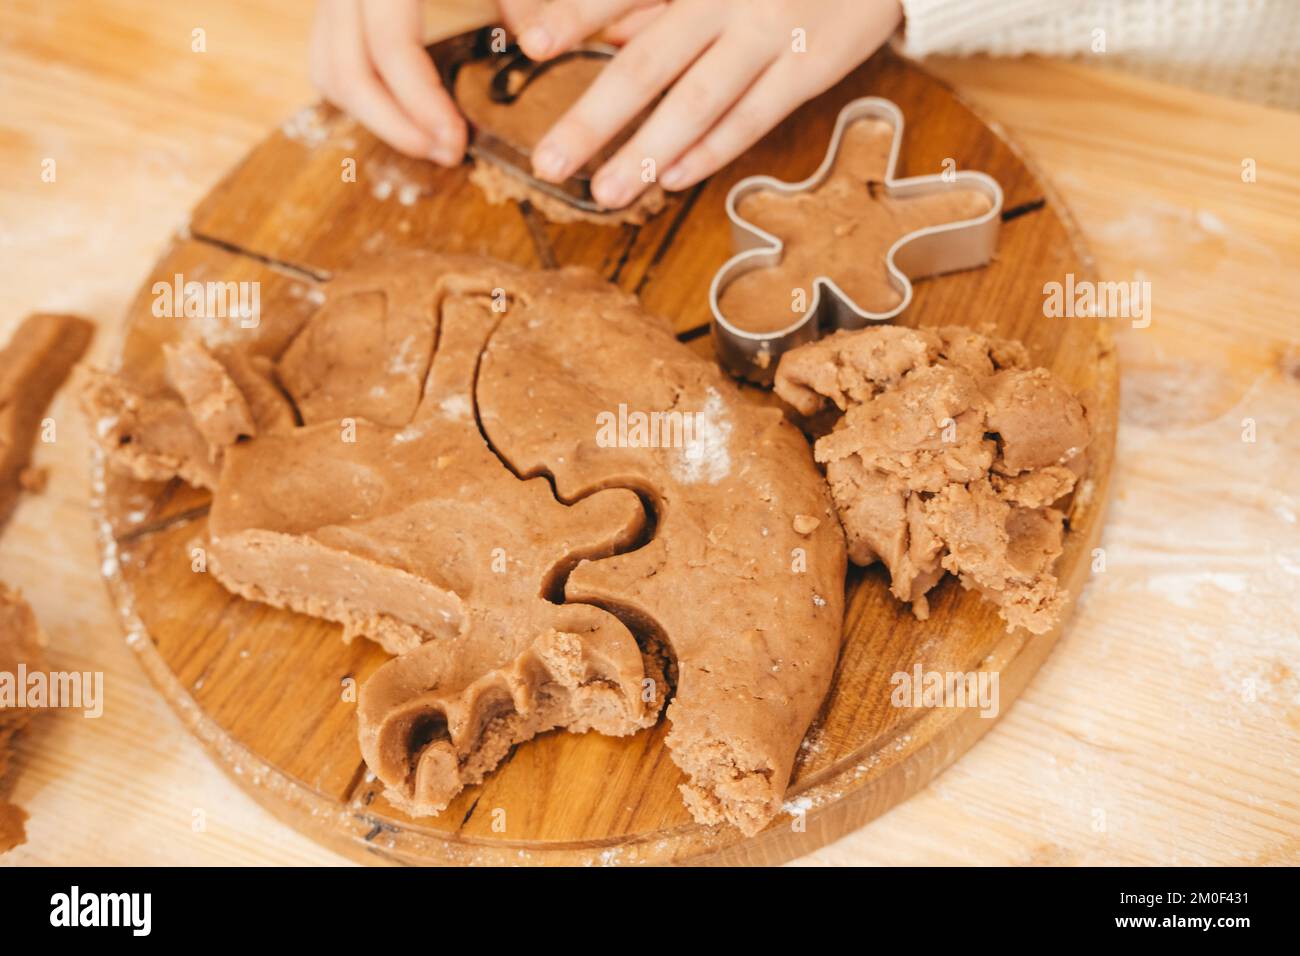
709, 97, 1004, 384
429, 25, 618, 214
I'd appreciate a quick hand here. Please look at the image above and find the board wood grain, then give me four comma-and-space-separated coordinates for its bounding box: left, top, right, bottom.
92, 47, 1117, 865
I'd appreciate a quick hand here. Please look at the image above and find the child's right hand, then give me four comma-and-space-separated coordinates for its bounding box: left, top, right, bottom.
517, 0, 903, 208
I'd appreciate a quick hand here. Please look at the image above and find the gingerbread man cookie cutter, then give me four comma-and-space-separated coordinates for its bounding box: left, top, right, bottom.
709, 97, 1004, 384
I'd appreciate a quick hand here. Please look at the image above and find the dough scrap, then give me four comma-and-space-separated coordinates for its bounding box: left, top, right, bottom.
455, 57, 665, 226
718, 120, 993, 333
0, 313, 95, 526
0, 583, 43, 855
85, 254, 845, 835
775, 324, 1089, 634
0, 312, 89, 853
163, 340, 256, 451
81, 368, 220, 490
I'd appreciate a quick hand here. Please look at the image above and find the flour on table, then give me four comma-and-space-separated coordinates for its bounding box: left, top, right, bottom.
281, 105, 330, 150
367, 162, 426, 205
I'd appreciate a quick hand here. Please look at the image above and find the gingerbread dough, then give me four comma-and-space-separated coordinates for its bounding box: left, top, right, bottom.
85, 254, 845, 836
0, 313, 91, 853
0, 314, 94, 527
455, 56, 666, 226
775, 325, 1089, 634
718, 120, 993, 334
0, 584, 43, 854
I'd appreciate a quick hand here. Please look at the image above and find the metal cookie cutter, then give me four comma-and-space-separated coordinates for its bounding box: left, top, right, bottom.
709, 97, 1004, 384
429, 26, 618, 214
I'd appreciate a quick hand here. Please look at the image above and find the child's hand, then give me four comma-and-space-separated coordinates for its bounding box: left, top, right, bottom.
309, 0, 465, 165
309, 0, 901, 205
519, 0, 903, 208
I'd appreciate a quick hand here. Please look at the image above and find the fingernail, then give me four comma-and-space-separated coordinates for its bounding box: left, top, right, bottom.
592, 169, 633, 208
660, 163, 689, 190
429, 140, 459, 166
520, 25, 553, 59
429, 127, 465, 166
531, 142, 569, 181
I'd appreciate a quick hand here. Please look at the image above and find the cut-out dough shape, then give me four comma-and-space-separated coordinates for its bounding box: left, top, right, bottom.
84, 254, 846, 835
452, 40, 665, 225
710, 97, 1003, 383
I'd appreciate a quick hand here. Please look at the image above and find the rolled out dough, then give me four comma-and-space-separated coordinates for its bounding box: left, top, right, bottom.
84, 254, 846, 836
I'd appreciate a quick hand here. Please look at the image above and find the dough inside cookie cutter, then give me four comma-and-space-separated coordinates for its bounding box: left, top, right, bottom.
709, 97, 1004, 384
430, 25, 618, 214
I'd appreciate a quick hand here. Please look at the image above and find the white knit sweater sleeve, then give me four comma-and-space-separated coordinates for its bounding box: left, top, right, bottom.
897, 0, 1300, 110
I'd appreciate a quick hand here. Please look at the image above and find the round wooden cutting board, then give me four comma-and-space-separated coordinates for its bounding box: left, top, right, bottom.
94, 47, 1116, 866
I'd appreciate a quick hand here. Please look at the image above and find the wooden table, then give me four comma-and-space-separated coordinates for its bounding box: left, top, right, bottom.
2, 0, 1297, 866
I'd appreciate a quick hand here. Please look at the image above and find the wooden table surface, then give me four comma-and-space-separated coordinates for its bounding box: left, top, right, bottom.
2, 0, 1297, 866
